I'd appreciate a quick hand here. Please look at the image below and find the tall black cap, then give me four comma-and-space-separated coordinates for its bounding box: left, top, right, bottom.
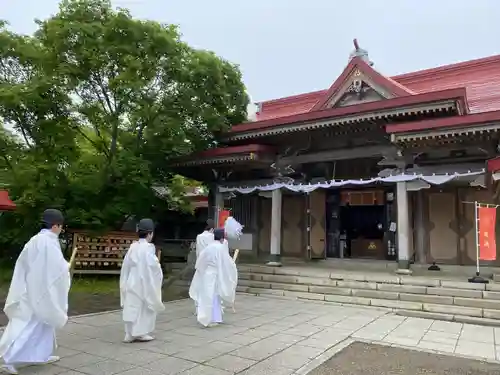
137, 218, 155, 232
42, 209, 64, 226
213, 228, 225, 241
205, 219, 215, 230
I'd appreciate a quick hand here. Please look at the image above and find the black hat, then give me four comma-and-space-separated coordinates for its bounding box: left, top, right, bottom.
42, 209, 64, 226
205, 219, 215, 229
213, 228, 225, 241
137, 218, 155, 232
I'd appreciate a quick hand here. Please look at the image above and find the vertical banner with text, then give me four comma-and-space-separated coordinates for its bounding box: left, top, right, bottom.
478, 206, 497, 261
218, 209, 231, 229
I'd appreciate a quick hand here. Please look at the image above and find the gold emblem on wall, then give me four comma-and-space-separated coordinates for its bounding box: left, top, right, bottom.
368, 242, 377, 250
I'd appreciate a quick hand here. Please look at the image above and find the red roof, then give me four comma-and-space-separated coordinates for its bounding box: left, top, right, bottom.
0, 190, 16, 211
386, 110, 500, 134
230, 88, 467, 134
251, 54, 500, 123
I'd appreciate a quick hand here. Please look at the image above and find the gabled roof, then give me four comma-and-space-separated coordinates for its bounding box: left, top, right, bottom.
229, 88, 466, 134
311, 56, 414, 111
250, 54, 500, 124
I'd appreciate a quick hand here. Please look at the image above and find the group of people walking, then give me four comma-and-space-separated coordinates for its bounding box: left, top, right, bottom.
0, 210, 239, 374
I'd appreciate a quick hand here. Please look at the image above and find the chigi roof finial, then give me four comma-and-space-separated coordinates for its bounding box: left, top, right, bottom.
349, 38, 373, 66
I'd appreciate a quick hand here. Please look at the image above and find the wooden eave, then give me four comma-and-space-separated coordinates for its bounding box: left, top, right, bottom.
170, 144, 276, 168
388, 110, 500, 145
225, 88, 467, 141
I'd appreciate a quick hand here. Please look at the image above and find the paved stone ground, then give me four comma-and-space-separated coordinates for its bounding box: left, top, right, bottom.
0, 290, 187, 327
3, 294, 500, 375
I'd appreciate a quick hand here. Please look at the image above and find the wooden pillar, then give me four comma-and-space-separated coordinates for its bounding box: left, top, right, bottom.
208, 184, 216, 220
214, 185, 224, 227
414, 190, 427, 264
396, 181, 412, 274
267, 188, 282, 266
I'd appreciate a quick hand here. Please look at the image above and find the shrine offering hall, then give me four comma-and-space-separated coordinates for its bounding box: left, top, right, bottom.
174, 42, 500, 270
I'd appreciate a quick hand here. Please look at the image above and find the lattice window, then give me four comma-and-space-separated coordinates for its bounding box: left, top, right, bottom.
225, 195, 256, 229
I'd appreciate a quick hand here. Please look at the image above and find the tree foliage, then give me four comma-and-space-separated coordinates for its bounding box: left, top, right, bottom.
0, 0, 248, 250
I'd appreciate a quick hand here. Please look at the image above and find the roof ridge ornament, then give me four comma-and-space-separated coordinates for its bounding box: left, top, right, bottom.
349, 38, 373, 66
246, 92, 259, 122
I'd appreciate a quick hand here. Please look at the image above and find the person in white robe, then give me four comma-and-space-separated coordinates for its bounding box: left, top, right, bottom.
195, 219, 215, 259
189, 229, 238, 327
191, 219, 215, 314
120, 218, 164, 343
0, 209, 71, 375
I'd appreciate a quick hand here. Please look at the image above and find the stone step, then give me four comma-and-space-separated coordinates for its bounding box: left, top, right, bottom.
238, 285, 500, 319
239, 272, 500, 295
395, 309, 500, 327
238, 265, 496, 290
235, 266, 500, 322
237, 278, 500, 307
171, 264, 500, 322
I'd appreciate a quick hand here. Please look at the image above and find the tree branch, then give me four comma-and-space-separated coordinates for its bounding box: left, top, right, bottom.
73, 124, 110, 158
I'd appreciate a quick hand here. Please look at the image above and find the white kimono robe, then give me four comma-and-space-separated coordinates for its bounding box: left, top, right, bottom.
189, 241, 238, 327
195, 231, 214, 259
0, 229, 70, 366
120, 239, 164, 338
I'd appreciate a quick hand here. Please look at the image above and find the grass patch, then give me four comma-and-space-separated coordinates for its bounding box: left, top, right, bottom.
0, 263, 13, 296
70, 276, 120, 295
1, 265, 187, 301
0, 262, 13, 283
0, 262, 119, 296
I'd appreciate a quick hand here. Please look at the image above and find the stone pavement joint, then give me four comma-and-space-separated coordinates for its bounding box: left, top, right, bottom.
6, 295, 500, 375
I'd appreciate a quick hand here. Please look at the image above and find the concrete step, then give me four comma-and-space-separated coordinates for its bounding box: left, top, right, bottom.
235, 265, 500, 322
395, 309, 500, 327
169, 263, 500, 324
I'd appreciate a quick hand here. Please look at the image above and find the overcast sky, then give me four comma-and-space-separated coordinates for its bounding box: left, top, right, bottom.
1, 0, 499, 102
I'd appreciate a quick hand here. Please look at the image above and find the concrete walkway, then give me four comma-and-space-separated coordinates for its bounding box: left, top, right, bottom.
5, 295, 500, 375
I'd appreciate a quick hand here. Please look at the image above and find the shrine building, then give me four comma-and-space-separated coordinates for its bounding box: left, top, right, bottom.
173, 41, 500, 272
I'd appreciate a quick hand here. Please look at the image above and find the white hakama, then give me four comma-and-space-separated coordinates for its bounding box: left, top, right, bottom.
0, 229, 71, 374
193, 230, 215, 314
189, 241, 237, 327
211, 295, 223, 323
120, 239, 164, 342
2, 319, 55, 365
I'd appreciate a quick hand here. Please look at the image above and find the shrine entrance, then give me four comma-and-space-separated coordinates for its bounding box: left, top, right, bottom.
326, 188, 390, 260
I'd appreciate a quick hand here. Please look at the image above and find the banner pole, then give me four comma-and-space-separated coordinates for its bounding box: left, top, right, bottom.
468, 201, 489, 284
475, 201, 480, 275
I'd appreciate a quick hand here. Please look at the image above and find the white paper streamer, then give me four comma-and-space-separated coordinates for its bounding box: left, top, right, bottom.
224, 216, 244, 240
219, 170, 485, 194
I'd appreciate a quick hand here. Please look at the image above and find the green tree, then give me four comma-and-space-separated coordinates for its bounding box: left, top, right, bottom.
0, 0, 248, 250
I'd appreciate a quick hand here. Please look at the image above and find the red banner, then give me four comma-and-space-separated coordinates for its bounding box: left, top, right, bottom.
218, 209, 230, 228
479, 207, 497, 261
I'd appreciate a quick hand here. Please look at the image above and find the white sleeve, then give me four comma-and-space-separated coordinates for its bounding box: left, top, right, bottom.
216, 244, 238, 305
141, 249, 165, 313
26, 237, 70, 329
119, 248, 133, 307
195, 235, 201, 258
